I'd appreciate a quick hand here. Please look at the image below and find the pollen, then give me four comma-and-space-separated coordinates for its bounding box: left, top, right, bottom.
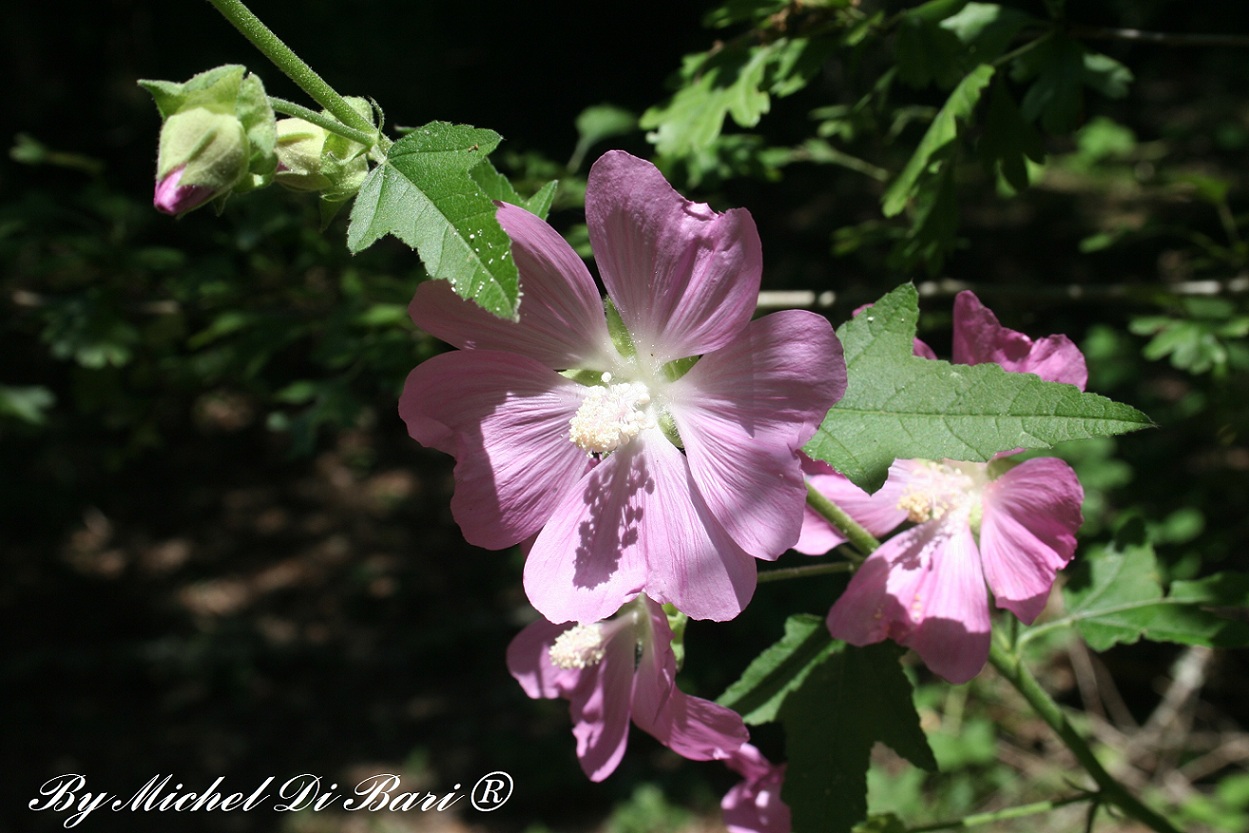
896, 462, 979, 524
569, 378, 656, 455
549, 624, 608, 669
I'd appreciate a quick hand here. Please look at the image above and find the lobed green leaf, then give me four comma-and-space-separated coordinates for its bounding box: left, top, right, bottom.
805, 284, 1153, 493
1040, 535, 1249, 650
346, 122, 519, 319
780, 642, 936, 833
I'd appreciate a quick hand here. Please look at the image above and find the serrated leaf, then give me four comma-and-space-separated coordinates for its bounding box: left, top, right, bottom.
524, 180, 559, 220
780, 643, 936, 833
717, 614, 837, 724
347, 122, 518, 319
1047, 540, 1249, 650
468, 158, 558, 220
882, 64, 994, 217
804, 285, 1153, 492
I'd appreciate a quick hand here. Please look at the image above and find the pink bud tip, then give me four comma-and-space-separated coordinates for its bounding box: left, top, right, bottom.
153, 167, 217, 216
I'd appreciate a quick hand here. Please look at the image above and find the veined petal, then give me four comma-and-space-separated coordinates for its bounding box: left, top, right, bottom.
570, 620, 637, 782
636, 434, 758, 621
670, 311, 846, 558
980, 457, 1083, 623
525, 431, 756, 623
827, 518, 991, 683
586, 151, 762, 365
523, 442, 653, 624
795, 457, 909, 556
902, 521, 992, 684
951, 291, 1088, 389
408, 204, 615, 369
631, 599, 748, 760
399, 350, 590, 549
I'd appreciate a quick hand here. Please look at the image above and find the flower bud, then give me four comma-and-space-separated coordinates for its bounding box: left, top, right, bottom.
273, 99, 371, 207
274, 118, 335, 192
153, 109, 250, 215
139, 65, 277, 215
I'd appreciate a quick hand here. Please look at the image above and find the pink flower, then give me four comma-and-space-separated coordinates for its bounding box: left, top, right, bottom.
721, 744, 790, 833
400, 151, 845, 623
506, 596, 748, 782
153, 166, 218, 215
819, 291, 1085, 683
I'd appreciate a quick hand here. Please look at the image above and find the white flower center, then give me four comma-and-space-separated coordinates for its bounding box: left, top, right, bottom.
568, 374, 655, 455
896, 462, 981, 523
548, 624, 607, 669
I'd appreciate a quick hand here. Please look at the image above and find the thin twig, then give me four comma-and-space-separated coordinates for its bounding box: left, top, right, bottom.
1070, 25, 1249, 49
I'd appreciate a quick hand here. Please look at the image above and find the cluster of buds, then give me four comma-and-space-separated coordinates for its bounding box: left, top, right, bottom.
140, 66, 370, 217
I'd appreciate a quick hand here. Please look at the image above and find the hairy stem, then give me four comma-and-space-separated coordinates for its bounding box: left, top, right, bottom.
804, 481, 875, 561
206, 0, 388, 150
756, 562, 855, 584
908, 792, 1093, 832
269, 97, 377, 146
988, 639, 1184, 833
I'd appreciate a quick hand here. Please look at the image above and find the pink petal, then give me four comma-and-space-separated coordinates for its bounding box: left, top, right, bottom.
505, 617, 584, 700
631, 600, 748, 760
407, 203, 616, 369
635, 435, 758, 620
398, 350, 590, 549
153, 166, 216, 215
795, 457, 909, 556
525, 432, 756, 623
585, 151, 763, 365
570, 622, 637, 781
980, 457, 1083, 623
827, 518, 991, 684
902, 522, 992, 684
522, 440, 654, 624
722, 745, 790, 833
951, 291, 1088, 389
669, 311, 845, 558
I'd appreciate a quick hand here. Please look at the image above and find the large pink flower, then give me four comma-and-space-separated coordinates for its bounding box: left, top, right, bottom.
820, 291, 1085, 683
506, 595, 749, 782
400, 151, 845, 623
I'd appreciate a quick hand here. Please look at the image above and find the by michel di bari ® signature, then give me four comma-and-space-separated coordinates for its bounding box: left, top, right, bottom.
29, 771, 515, 828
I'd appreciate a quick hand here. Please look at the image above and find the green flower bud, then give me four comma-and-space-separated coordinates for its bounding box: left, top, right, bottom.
273, 99, 371, 207
274, 118, 335, 192
139, 65, 277, 215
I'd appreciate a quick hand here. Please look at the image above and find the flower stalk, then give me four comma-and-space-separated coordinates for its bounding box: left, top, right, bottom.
268, 97, 378, 147
205, 0, 389, 151
987, 637, 1183, 833
804, 481, 875, 561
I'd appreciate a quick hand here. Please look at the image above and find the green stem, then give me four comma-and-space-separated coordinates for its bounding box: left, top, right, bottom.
907, 792, 1092, 832
988, 639, 1183, 833
269, 97, 377, 146
756, 562, 855, 584
206, 0, 388, 150
804, 481, 875, 561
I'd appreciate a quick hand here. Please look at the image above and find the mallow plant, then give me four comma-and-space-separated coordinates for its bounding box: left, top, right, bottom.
132, 2, 1249, 832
